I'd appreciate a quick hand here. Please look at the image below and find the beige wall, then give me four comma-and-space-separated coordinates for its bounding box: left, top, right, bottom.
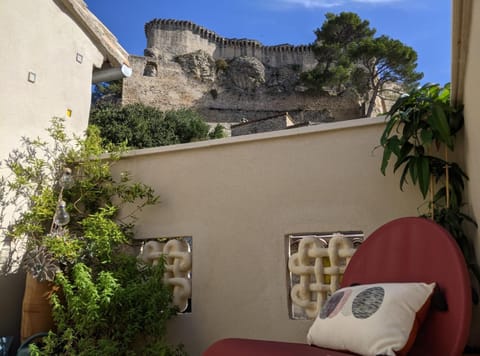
0, 0, 105, 162
461, 0, 480, 346
115, 118, 421, 355
0, 0, 107, 348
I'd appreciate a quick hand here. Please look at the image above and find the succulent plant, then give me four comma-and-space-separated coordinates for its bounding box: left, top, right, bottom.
22, 245, 59, 282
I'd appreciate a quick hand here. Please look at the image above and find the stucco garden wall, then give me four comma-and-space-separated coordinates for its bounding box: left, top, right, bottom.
115, 118, 421, 355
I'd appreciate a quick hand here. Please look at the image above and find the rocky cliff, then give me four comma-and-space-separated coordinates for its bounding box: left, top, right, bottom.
122, 19, 366, 129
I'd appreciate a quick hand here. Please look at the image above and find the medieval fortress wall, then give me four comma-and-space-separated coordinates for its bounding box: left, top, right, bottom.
144, 19, 317, 70
122, 19, 364, 128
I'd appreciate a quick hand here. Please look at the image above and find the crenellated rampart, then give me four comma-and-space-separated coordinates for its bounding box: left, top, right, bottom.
123, 19, 366, 128
145, 19, 316, 70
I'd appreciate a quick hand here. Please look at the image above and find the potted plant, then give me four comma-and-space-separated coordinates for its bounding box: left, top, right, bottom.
1, 118, 185, 355
379, 82, 480, 299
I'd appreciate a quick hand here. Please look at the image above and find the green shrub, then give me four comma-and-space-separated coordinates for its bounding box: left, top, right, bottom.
215, 58, 228, 72
89, 103, 210, 149
209, 124, 226, 139
30, 259, 183, 355
2, 118, 185, 355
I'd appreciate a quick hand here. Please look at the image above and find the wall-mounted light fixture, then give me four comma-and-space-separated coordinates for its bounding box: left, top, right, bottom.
76, 53, 83, 64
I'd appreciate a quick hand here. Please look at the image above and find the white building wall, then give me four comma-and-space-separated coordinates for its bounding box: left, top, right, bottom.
0, 0, 111, 348
0, 0, 105, 162
461, 0, 480, 347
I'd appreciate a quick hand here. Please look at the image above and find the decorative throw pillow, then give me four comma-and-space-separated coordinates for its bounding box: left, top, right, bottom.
307, 282, 435, 356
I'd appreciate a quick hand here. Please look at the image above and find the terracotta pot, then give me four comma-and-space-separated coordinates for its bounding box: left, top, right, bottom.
20, 273, 55, 341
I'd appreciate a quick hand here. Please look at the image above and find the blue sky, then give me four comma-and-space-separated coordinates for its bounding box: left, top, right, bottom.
85, 0, 451, 85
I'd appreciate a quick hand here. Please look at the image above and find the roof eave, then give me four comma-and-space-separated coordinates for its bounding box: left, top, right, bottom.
57, 0, 130, 68
451, 0, 472, 106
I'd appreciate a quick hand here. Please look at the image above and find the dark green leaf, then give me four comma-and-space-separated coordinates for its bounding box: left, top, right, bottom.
380, 117, 398, 145
417, 156, 430, 198
399, 161, 411, 191
393, 142, 414, 172
409, 156, 418, 185
419, 129, 433, 147
386, 135, 401, 156
381, 148, 392, 176
429, 103, 453, 148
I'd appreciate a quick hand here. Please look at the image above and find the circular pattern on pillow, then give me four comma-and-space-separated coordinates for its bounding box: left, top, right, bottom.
320, 289, 352, 319
320, 291, 344, 319
307, 282, 436, 356
352, 286, 385, 319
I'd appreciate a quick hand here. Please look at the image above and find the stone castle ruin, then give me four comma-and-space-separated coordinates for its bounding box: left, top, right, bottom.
122, 19, 366, 131
144, 19, 316, 68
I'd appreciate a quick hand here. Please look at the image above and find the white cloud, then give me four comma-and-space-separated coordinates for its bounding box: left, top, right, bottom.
280, 0, 343, 8
279, 0, 401, 8
353, 0, 401, 3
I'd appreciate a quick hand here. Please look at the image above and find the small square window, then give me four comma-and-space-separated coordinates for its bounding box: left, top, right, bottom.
27, 72, 36, 83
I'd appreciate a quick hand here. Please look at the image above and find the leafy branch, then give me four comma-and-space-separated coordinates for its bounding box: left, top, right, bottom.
378, 83, 480, 299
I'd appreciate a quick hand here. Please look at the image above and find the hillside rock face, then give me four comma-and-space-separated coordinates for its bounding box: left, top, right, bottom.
175, 50, 216, 83
122, 19, 366, 127
225, 56, 265, 92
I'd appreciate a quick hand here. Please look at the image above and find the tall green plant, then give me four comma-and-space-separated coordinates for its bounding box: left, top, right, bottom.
379, 83, 480, 295
4, 119, 156, 275
29, 260, 183, 356
1, 118, 185, 354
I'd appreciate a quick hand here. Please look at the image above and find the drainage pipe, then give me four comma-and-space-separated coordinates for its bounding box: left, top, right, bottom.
92, 64, 132, 84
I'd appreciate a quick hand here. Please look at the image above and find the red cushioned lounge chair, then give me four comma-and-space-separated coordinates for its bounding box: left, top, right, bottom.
203, 217, 472, 356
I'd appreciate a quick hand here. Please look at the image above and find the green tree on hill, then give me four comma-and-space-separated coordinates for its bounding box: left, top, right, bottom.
301, 12, 375, 93
301, 12, 423, 117
89, 103, 215, 149
350, 35, 423, 117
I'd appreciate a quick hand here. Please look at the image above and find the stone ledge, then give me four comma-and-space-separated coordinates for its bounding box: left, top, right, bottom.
119, 116, 386, 159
